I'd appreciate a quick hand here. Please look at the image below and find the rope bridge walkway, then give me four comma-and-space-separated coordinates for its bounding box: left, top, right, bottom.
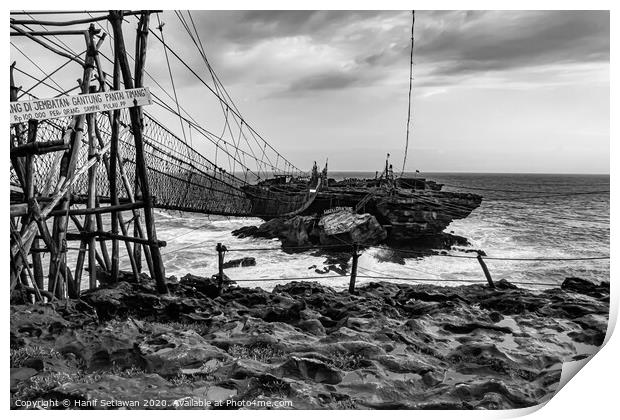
10, 110, 318, 218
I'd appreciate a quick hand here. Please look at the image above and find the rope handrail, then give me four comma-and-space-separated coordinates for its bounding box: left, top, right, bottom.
220, 243, 610, 262
221, 272, 559, 288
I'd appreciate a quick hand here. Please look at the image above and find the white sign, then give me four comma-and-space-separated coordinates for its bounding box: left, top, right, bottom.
10, 87, 152, 124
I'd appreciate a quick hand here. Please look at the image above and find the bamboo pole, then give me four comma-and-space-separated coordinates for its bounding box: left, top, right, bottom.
110, 11, 168, 293
10, 144, 110, 260
86, 84, 99, 289
10, 11, 155, 27
109, 36, 121, 281
11, 140, 70, 157
10, 62, 35, 292
111, 127, 154, 276
92, 124, 140, 280
70, 215, 108, 270
59, 25, 99, 297
95, 197, 112, 271
24, 119, 45, 291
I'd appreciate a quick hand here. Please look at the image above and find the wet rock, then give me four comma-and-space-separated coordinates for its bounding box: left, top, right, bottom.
54, 319, 143, 371
298, 319, 326, 336
222, 257, 256, 269
10, 368, 38, 391
236, 216, 317, 247
231, 225, 258, 238
11, 304, 72, 343
139, 330, 231, 377
442, 322, 513, 335
277, 356, 343, 384
496, 279, 518, 290
49, 373, 199, 408
562, 277, 609, 298
422, 371, 443, 387
177, 273, 222, 299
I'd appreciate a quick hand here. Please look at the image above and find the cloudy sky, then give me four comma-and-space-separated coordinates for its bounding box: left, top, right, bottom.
10, 10, 610, 173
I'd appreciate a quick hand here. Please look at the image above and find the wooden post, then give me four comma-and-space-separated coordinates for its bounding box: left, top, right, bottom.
476, 253, 495, 289
66, 28, 99, 297
94, 197, 112, 271
110, 44, 121, 282
86, 87, 99, 290
110, 10, 168, 294
23, 119, 45, 291
349, 243, 360, 294
92, 124, 140, 280
216, 242, 226, 293
9, 62, 29, 287
50, 26, 99, 298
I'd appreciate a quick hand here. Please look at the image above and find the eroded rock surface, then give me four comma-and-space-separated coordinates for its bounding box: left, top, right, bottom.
232, 210, 387, 249
10, 275, 608, 410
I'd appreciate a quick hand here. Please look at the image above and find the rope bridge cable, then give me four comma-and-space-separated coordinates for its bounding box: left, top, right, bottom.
174, 11, 247, 171
177, 10, 283, 176
357, 262, 439, 280
156, 12, 189, 147
358, 243, 610, 261
36, 12, 297, 183
355, 274, 559, 287
175, 240, 611, 262
400, 10, 414, 177
145, 22, 304, 176
229, 275, 348, 283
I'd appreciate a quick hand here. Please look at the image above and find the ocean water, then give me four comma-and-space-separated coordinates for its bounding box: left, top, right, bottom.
134, 173, 610, 290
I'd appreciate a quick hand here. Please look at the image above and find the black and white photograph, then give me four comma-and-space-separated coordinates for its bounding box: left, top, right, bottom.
7, 4, 612, 412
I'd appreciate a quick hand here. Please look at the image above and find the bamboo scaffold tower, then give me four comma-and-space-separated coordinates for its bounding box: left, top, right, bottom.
10, 11, 169, 299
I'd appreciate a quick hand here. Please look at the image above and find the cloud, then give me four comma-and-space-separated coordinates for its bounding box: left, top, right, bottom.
287, 71, 360, 92
416, 11, 610, 78
160, 10, 609, 95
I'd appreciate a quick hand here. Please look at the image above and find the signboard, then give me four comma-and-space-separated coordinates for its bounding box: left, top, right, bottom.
10, 87, 152, 124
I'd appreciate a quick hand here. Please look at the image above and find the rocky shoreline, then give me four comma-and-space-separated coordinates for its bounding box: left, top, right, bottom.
10, 274, 609, 410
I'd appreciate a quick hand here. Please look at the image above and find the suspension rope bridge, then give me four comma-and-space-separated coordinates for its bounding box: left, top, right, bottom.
10, 11, 318, 219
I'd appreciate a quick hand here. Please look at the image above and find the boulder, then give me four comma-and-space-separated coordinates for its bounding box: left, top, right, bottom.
318, 210, 387, 246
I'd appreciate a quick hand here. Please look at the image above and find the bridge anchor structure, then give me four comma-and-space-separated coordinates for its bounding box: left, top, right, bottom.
9, 10, 319, 301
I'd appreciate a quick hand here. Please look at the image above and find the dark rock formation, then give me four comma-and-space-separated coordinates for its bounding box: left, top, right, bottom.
222, 257, 256, 269
10, 275, 609, 410
562, 277, 610, 299
375, 191, 482, 244
233, 216, 316, 247
232, 210, 386, 249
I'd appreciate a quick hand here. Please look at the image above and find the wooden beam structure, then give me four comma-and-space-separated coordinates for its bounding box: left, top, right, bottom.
9, 10, 168, 302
